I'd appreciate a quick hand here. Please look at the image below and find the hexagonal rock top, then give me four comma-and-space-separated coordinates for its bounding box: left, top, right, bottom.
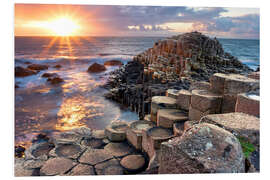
210, 73, 259, 95
105, 121, 129, 142
104, 142, 134, 157
67, 164, 95, 176
54, 143, 83, 159
157, 109, 188, 128
200, 112, 260, 147
95, 158, 123, 175
79, 149, 113, 165
159, 123, 245, 174
40, 157, 77, 176
151, 96, 177, 123
126, 120, 155, 150
120, 154, 146, 173
81, 137, 105, 149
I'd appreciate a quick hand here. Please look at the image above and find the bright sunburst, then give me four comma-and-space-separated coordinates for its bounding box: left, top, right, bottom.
47, 17, 80, 36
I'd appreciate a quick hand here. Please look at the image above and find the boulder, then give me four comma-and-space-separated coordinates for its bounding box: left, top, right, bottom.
40, 157, 77, 176
41, 72, 58, 78
15, 66, 37, 77
105, 121, 128, 142
126, 120, 155, 150
151, 96, 177, 123
47, 77, 64, 84
120, 154, 146, 173
104, 60, 123, 66
27, 64, 49, 71
176, 89, 191, 111
157, 109, 188, 128
235, 93, 260, 117
159, 123, 245, 174
87, 63, 106, 73
200, 112, 260, 148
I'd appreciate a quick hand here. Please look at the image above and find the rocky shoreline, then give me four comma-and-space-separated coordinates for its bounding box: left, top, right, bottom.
15, 32, 260, 176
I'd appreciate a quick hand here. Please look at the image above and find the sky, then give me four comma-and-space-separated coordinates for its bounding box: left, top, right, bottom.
14, 4, 260, 39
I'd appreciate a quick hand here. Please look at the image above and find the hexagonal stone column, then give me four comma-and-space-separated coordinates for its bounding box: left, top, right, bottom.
157, 109, 188, 128
151, 96, 177, 123
120, 154, 146, 174
235, 93, 260, 117
176, 89, 191, 111
159, 123, 245, 174
126, 120, 155, 150
189, 90, 222, 121
142, 127, 174, 159
105, 121, 129, 142
210, 73, 259, 113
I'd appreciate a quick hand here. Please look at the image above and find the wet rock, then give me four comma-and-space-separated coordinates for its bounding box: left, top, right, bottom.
120, 154, 146, 173
47, 76, 64, 84
87, 63, 106, 73
235, 93, 260, 117
79, 149, 113, 165
15, 145, 25, 158
27, 64, 49, 71
200, 112, 260, 148
15, 66, 37, 77
104, 60, 123, 66
67, 164, 95, 176
176, 89, 191, 111
53, 64, 62, 69
41, 72, 58, 78
104, 142, 134, 157
126, 120, 155, 150
40, 157, 77, 176
105, 121, 129, 142
157, 109, 188, 128
159, 123, 245, 174
151, 96, 177, 123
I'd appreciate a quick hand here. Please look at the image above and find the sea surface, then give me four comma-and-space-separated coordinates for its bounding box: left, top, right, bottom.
15, 36, 259, 147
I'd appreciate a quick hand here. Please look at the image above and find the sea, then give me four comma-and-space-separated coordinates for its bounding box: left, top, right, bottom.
15, 36, 260, 147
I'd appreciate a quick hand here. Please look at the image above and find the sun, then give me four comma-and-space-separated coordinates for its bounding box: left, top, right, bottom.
48, 17, 80, 36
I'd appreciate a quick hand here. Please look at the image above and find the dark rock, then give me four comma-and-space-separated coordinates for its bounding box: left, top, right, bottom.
15, 145, 25, 158
47, 77, 64, 84
87, 63, 106, 73
41, 73, 58, 78
104, 60, 123, 66
27, 64, 49, 71
53, 64, 62, 69
15, 66, 37, 77
31, 133, 50, 144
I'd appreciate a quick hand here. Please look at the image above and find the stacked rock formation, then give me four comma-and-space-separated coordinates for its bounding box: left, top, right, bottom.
104, 32, 253, 119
